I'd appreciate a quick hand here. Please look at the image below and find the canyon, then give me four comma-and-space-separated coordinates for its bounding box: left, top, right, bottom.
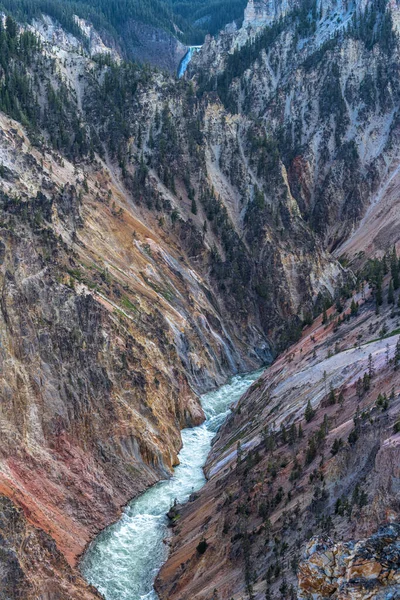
0, 0, 398, 598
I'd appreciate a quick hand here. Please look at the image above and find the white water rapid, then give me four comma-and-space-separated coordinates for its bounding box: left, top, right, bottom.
81, 369, 263, 600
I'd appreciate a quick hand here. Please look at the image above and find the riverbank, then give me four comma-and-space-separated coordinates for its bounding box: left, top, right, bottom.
81, 370, 263, 599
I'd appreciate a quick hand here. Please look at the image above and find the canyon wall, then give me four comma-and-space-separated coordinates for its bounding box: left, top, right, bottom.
156, 0, 400, 597
0, 8, 341, 596
244, 0, 296, 27
1, 0, 400, 594
157, 269, 400, 600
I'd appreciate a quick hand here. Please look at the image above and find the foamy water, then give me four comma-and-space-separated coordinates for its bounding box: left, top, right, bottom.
81, 370, 262, 600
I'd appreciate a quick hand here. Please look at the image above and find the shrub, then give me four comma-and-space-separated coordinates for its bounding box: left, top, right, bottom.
196, 539, 208, 554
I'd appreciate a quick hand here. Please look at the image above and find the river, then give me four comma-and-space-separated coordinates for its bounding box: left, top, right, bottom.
81, 369, 263, 600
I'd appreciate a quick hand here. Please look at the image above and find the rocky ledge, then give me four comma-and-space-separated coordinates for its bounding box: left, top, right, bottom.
298, 523, 400, 600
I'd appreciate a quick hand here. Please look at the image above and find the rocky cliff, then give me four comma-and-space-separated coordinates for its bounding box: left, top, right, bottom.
191, 0, 400, 251
156, 261, 400, 599
155, 0, 400, 597
298, 524, 400, 599
0, 495, 100, 599
0, 8, 345, 598
0, 0, 399, 596
243, 0, 296, 27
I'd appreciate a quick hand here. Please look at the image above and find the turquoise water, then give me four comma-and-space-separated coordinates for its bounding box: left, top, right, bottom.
178, 46, 202, 77
81, 370, 262, 600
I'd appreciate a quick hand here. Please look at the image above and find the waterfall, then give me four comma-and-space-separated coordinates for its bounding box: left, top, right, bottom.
178, 46, 202, 78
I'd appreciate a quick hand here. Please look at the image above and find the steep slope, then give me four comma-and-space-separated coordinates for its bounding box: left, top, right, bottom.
156, 0, 400, 597
0, 9, 345, 597
190, 0, 400, 250
2, 0, 400, 594
0, 495, 100, 599
157, 265, 400, 599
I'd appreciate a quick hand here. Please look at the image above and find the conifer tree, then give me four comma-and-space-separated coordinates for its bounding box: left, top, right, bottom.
350, 298, 359, 315
391, 246, 399, 289
288, 423, 297, 445
328, 382, 336, 405
388, 279, 394, 304
395, 338, 400, 370
305, 399, 316, 422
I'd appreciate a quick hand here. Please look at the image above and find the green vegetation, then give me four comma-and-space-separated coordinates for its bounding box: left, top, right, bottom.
197, 15, 288, 111
348, 0, 397, 54
196, 538, 208, 554
330, 437, 343, 456
0, 16, 90, 158
0, 0, 247, 46
362, 249, 399, 313
0, 19, 42, 128
304, 399, 316, 423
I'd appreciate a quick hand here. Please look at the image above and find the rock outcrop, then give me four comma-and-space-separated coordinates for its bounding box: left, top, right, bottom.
156, 275, 400, 599
0, 495, 100, 599
1, 0, 400, 596
189, 0, 400, 256
243, 0, 295, 28
298, 524, 400, 599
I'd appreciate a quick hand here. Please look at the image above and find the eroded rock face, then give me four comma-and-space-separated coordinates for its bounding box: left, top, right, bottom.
190, 0, 400, 260
0, 494, 100, 600
243, 0, 296, 28
0, 104, 271, 576
1, 0, 400, 596
298, 524, 400, 599
156, 280, 400, 600
121, 20, 187, 73
0, 213, 204, 565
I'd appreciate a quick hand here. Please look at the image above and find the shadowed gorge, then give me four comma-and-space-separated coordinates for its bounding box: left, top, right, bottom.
81, 371, 262, 599
0, 0, 398, 598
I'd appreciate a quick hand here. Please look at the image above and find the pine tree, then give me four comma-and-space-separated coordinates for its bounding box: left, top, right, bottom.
305, 399, 316, 422
350, 299, 359, 315
395, 338, 400, 369
382, 254, 388, 275
376, 279, 383, 307
362, 372, 370, 391
391, 246, 399, 289
388, 279, 395, 304
5, 16, 17, 39
305, 437, 317, 464
331, 438, 343, 455
328, 382, 336, 405
288, 423, 297, 445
